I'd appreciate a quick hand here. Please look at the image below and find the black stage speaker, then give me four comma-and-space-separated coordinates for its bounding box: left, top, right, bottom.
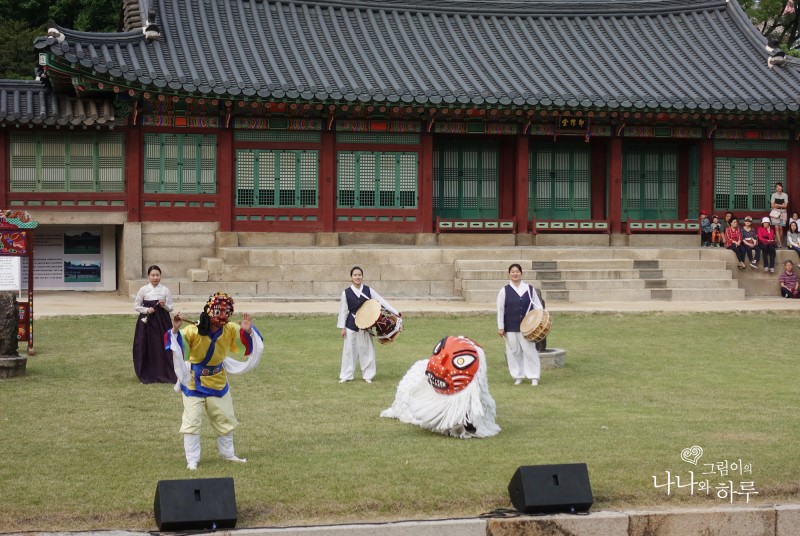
508, 463, 593, 514
154, 477, 237, 531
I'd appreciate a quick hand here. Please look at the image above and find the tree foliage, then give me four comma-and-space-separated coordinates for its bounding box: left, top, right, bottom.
0, 0, 119, 79
742, 0, 800, 49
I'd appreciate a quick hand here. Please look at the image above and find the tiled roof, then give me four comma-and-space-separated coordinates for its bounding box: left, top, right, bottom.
0, 80, 116, 126
33, 0, 800, 112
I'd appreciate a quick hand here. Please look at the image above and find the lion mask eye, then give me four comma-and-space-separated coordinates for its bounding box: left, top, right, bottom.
452, 352, 476, 370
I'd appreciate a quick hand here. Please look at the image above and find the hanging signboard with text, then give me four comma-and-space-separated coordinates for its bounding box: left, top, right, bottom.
21, 226, 116, 291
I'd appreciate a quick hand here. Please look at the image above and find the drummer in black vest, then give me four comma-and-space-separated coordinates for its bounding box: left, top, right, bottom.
497, 263, 543, 386
336, 266, 400, 384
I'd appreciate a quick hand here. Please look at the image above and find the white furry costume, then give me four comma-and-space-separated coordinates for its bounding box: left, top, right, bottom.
380, 336, 500, 438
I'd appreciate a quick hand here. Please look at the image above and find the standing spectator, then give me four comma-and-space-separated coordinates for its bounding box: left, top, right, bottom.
757, 216, 777, 273
741, 216, 760, 269
700, 211, 712, 247
724, 217, 747, 269
133, 265, 177, 384
787, 220, 800, 261
770, 182, 789, 246
778, 260, 799, 298
709, 215, 724, 247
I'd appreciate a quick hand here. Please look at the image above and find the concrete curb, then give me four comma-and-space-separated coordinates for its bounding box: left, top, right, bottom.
15, 505, 800, 536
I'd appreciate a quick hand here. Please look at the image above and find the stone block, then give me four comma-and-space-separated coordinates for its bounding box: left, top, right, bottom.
627, 234, 698, 247
627, 506, 774, 536
534, 234, 611, 247
30, 210, 127, 225
178, 281, 258, 296
221, 265, 283, 282
313, 281, 348, 296
487, 511, 628, 536
144, 246, 215, 262
201, 257, 224, 273
142, 221, 218, 234
140, 262, 196, 280
216, 232, 239, 247
122, 222, 143, 279
315, 233, 340, 247
776, 505, 800, 536
379, 263, 454, 282
238, 232, 316, 246
456, 260, 534, 271
415, 233, 438, 246
440, 249, 525, 263
218, 248, 250, 264
187, 269, 208, 282
339, 232, 419, 246
261, 281, 314, 296
250, 519, 487, 536
430, 280, 457, 296
515, 233, 535, 246
438, 233, 516, 247
142, 232, 216, 248
609, 233, 629, 246
248, 249, 295, 266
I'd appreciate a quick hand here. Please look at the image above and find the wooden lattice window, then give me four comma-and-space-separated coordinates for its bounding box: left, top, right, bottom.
9, 132, 124, 192
144, 133, 217, 194
236, 149, 319, 207
714, 157, 786, 212
337, 152, 417, 208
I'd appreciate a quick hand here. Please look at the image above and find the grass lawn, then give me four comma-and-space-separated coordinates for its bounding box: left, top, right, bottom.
1, 311, 799, 531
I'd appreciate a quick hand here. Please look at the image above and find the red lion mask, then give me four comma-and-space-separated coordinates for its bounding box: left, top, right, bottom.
425, 336, 480, 395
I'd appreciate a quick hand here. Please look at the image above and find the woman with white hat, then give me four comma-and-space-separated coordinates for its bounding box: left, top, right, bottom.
757, 217, 777, 273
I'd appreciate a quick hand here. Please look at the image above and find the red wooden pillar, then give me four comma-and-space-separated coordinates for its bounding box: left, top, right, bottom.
125, 127, 142, 222
419, 132, 434, 233
787, 139, 800, 211
0, 129, 8, 209
217, 129, 233, 232
678, 141, 689, 219
608, 137, 623, 233
320, 130, 336, 232
699, 139, 714, 214
514, 134, 529, 232
591, 141, 607, 219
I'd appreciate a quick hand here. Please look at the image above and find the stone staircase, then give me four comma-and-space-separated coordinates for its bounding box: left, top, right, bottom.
126, 231, 779, 302
457, 253, 746, 303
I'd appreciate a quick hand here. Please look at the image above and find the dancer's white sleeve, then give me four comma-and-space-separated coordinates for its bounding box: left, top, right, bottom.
223, 326, 264, 375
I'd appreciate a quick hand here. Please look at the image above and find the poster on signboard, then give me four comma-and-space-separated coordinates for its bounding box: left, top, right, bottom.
21, 225, 116, 291
0, 256, 22, 291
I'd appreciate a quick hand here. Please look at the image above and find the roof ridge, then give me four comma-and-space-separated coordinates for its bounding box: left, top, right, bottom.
275, 0, 728, 17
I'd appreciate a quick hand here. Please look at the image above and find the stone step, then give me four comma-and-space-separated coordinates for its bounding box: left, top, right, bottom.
644, 278, 740, 289
638, 269, 732, 280
651, 288, 746, 301
460, 279, 648, 291
541, 289, 654, 302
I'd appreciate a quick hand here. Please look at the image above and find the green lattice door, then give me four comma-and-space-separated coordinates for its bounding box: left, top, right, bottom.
433, 142, 499, 219
622, 146, 678, 221
529, 143, 591, 220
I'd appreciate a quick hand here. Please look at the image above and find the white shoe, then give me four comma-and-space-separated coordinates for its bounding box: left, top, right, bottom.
531, 379, 539, 386
364, 379, 372, 384
338, 379, 349, 384
223, 455, 247, 463
187, 463, 197, 471
514, 379, 522, 385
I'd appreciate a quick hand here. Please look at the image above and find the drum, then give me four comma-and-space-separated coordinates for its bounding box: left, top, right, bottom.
375, 311, 403, 345
354, 299, 381, 329
520, 309, 552, 343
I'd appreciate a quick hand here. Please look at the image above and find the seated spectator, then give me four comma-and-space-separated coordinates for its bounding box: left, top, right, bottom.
741, 216, 760, 269
787, 221, 800, 261
790, 211, 800, 229
779, 260, 799, 298
757, 217, 777, 273
710, 215, 724, 247
724, 217, 747, 269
